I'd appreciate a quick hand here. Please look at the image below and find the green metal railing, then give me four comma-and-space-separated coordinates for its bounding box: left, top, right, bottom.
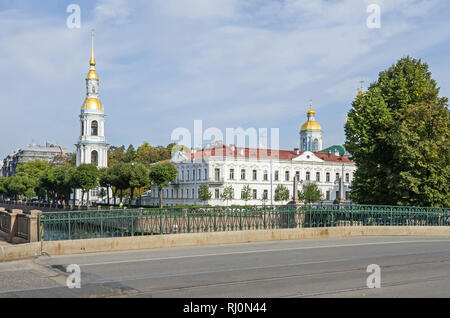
38, 204, 450, 242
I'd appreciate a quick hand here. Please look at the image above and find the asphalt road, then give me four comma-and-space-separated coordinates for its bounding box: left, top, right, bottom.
1, 236, 450, 298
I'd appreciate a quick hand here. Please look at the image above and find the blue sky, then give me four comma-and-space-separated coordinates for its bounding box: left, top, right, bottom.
0, 0, 449, 158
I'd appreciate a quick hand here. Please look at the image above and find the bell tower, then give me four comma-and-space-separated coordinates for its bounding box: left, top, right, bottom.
76, 30, 108, 168
299, 100, 323, 152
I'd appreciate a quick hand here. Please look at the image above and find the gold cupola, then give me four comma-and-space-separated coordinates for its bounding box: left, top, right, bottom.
300, 100, 322, 131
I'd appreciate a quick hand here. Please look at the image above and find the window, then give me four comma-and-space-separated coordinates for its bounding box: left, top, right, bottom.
253, 189, 257, 199
187, 170, 189, 181
230, 169, 235, 180
345, 191, 349, 200
192, 188, 194, 199
204, 169, 208, 180
252, 170, 257, 181
192, 170, 195, 181
91, 121, 98, 136
263, 170, 268, 181
263, 190, 268, 200
274, 171, 279, 181
215, 189, 220, 199
285, 171, 290, 181
81, 121, 84, 136
198, 169, 201, 180
316, 172, 320, 182
336, 191, 340, 199
306, 171, 310, 181
181, 171, 184, 181
336, 173, 340, 182
326, 191, 330, 200
241, 169, 246, 180
91, 150, 98, 166
346, 173, 350, 183
295, 171, 300, 181
302, 138, 306, 150
326, 172, 330, 182
313, 139, 319, 152
215, 168, 220, 181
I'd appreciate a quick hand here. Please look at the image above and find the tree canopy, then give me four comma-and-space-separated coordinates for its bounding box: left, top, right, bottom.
345, 56, 449, 207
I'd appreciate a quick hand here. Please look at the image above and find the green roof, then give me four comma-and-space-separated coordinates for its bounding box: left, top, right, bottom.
319, 145, 347, 156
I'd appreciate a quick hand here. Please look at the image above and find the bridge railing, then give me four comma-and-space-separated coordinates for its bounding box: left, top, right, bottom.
38, 204, 450, 242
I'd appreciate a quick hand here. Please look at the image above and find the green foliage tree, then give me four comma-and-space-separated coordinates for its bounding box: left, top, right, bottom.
130, 163, 150, 205
108, 145, 126, 167
345, 56, 449, 207
198, 184, 212, 202
73, 164, 100, 205
134, 142, 160, 166
99, 168, 113, 205
149, 162, 178, 208
108, 162, 132, 204
240, 185, 252, 205
298, 183, 323, 203
123, 145, 136, 163
220, 185, 234, 206
0, 178, 7, 198
274, 184, 290, 202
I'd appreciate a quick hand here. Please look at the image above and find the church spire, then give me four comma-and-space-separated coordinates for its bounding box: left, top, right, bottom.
90, 29, 96, 67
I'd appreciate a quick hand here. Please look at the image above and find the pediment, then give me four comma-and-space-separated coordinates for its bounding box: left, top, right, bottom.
292, 151, 324, 163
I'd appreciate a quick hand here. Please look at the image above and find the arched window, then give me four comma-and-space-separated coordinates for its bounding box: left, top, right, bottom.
91, 150, 98, 166
81, 121, 84, 136
313, 139, 319, 152
302, 138, 306, 151
91, 121, 98, 136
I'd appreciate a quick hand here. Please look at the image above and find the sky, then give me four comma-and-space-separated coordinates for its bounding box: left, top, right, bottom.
0, 0, 449, 159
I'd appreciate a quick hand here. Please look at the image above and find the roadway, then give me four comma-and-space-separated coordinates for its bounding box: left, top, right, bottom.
0, 236, 450, 298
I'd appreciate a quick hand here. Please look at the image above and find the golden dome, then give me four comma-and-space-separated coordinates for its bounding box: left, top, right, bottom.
301, 121, 322, 131
86, 69, 98, 80
307, 108, 316, 116
82, 97, 103, 111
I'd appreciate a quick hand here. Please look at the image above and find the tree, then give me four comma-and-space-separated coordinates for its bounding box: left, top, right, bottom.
73, 164, 100, 205
274, 184, 290, 202
108, 145, 125, 167
240, 185, 252, 205
345, 57, 449, 207
298, 183, 323, 203
123, 145, 136, 163
198, 184, 212, 202
134, 142, 160, 166
149, 162, 178, 208
99, 168, 113, 205
40, 166, 76, 202
108, 162, 132, 204
130, 163, 150, 205
220, 185, 234, 206
0, 178, 7, 199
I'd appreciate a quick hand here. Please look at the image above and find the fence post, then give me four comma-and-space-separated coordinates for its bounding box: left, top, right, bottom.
263, 206, 266, 230
8, 209, 23, 243
28, 210, 42, 243
160, 209, 163, 235
68, 211, 71, 241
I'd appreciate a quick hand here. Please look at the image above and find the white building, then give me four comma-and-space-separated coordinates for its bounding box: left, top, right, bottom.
141, 106, 356, 206
74, 31, 108, 203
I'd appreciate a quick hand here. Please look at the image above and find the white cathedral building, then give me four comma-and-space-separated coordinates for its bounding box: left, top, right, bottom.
141, 104, 356, 206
